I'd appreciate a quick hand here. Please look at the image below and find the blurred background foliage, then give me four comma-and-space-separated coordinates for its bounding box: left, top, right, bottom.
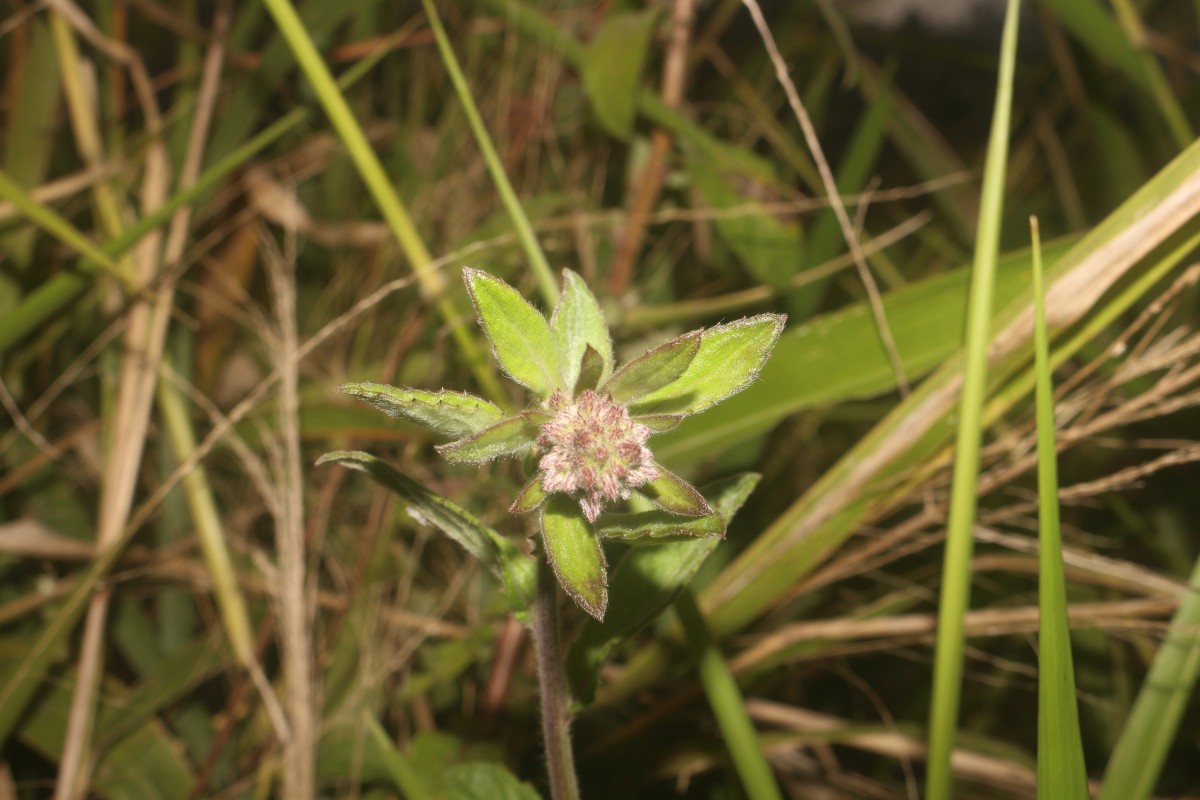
1, 0, 1199, 797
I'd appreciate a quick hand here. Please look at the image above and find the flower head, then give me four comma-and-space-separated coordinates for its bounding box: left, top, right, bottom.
537, 390, 659, 522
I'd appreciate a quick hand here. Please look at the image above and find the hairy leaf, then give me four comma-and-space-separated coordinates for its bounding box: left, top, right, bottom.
317, 451, 535, 620
638, 467, 712, 517
464, 268, 561, 398
552, 269, 613, 390
629, 314, 786, 416
602, 331, 701, 403
337, 382, 505, 438
435, 412, 543, 463
541, 495, 607, 621
596, 510, 724, 543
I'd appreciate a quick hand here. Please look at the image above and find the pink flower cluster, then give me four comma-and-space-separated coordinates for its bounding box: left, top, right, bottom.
537, 390, 659, 522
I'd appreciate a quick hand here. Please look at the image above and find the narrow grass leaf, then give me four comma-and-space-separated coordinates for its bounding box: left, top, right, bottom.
541, 495, 607, 621
1099, 553, 1200, 800
552, 269, 614, 390
465, 268, 561, 398
629, 314, 786, 416
927, 2, 1021, 798
1030, 218, 1089, 800
602, 331, 700, 403
338, 383, 505, 438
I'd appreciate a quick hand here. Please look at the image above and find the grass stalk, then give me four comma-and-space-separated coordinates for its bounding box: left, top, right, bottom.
675, 589, 784, 800
1030, 217, 1089, 800
259, 0, 506, 404
925, 0, 1021, 797
420, 0, 558, 307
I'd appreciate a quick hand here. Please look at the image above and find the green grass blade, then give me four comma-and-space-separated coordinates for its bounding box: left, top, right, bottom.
1030, 218, 1089, 800
1099, 556, 1200, 799
420, 0, 558, 307
925, 1, 1021, 797
259, 0, 505, 403
674, 589, 784, 800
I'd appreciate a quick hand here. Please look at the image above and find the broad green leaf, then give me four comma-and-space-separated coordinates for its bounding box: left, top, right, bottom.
509, 476, 549, 514
596, 510, 724, 543
317, 451, 536, 620
435, 412, 543, 463
567, 474, 759, 703
464, 268, 561, 398
580, 10, 659, 139
552, 269, 613, 390
686, 147, 802, 288
630, 314, 785, 417
602, 331, 701, 403
541, 495, 607, 621
445, 763, 542, 800
338, 382, 505, 438
638, 467, 712, 517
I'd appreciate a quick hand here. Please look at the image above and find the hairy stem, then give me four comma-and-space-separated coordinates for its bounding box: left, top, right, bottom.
532, 560, 581, 800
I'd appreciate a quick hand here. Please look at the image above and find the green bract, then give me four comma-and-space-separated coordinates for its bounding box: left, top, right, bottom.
339, 268, 785, 620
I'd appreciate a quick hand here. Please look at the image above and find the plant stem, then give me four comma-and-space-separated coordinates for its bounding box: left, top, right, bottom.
532, 560, 580, 800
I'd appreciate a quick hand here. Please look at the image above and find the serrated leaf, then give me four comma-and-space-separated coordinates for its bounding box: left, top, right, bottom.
509, 476, 548, 514
464, 268, 561, 398
580, 10, 659, 139
596, 510, 724, 543
629, 314, 786, 416
567, 474, 760, 703
638, 467, 712, 517
435, 412, 543, 463
338, 382, 506, 438
541, 495, 607, 621
575, 344, 605, 394
316, 451, 535, 620
602, 331, 701, 403
552, 269, 613, 390
687, 147, 803, 288
445, 763, 542, 800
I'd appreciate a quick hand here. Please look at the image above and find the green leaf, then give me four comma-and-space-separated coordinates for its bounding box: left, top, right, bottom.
601, 331, 701, 404
551, 269, 613, 390
445, 763, 542, 800
509, 476, 549, 514
317, 451, 535, 621
435, 412, 544, 463
634, 414, 683, 433
464, 268, 561, 398
596, 510, 724, 543
575, 344, 605, 394
686, 147, 803, 288
629, 314, 786, 417
338, 382, 505, 438
580, 10, 659, 139
567, 474, 760, 703
638, 467, 712, 517
541, 495, 607, 621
